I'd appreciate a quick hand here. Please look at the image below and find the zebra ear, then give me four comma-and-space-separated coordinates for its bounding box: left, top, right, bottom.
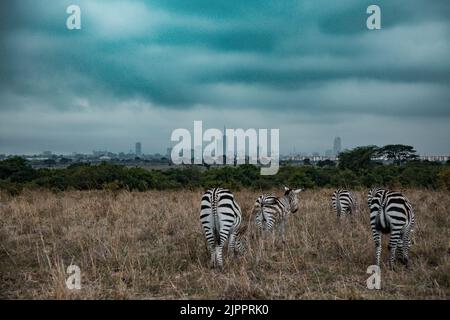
294, 188, 303, 194
284, 186, 289, 191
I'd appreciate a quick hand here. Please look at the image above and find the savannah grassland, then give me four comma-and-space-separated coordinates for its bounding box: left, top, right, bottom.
0, 188, 448, 299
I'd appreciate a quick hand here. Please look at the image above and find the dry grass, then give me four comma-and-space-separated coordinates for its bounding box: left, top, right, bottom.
0, 188, 448, 299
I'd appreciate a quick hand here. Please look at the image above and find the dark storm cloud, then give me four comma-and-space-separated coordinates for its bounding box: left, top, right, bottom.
2, 0, 450, 108
0, 0, 449, 154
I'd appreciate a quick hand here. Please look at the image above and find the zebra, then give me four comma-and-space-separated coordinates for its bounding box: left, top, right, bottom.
331, 188, 357, 218
200, 187, 246, 269
368, 187, 415, 269
254, 186, 303, 243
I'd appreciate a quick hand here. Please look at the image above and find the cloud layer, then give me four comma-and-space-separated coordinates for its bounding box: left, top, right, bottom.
1, 0, 449, 154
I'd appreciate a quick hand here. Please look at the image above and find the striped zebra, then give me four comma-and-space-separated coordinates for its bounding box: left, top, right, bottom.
331, 189, 357, 218
368, 187, 415, 269
254, 186, 302, 243
200, 187, 245, 269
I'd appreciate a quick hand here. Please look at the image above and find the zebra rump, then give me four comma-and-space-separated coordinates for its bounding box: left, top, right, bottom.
331, 188, 356, 217
200, 187, 243, 268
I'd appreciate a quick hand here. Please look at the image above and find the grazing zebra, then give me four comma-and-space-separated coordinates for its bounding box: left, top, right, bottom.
254, 186, 303, 243
200, 187, 245, 269
331, 188, 357, 218
368, 188, 415, 269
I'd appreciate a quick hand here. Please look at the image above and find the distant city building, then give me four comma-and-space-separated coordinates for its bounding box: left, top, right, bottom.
419, 155, 449, 162
223, 125, 227, 164
42, 151, 52, 157
333, 137, 342, 156
299, 152, 308, 157
93, 150, 107, 157
325, 149, 333, 157
135, 142, 142, 156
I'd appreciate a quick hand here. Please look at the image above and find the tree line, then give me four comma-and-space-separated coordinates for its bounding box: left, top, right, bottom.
0, 145, 449, 195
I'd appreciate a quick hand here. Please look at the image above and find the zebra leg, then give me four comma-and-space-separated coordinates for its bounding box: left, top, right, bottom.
348, 208, 354, 220
215, 245, 224, 269
228, 232, 236, 257
401, 227, 412, 268
279, 218, 286, 243
371, 226, 382, 267
208, 245, 216, 268
204, 229, 216, 268
388, 231, 401, 270
396, 238, 404, 263
260, 226, 266, 240
234, 237, 245, 256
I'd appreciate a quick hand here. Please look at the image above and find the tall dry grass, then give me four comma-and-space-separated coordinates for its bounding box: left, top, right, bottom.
0, 188, 448, 299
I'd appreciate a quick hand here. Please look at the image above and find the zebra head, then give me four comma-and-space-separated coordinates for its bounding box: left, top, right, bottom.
284, 186, 303, 213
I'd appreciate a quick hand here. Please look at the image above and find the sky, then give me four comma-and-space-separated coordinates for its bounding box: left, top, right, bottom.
0, 0, 449, 155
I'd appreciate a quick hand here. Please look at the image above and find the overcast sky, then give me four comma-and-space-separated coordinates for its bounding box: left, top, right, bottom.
0, 0, 449, 155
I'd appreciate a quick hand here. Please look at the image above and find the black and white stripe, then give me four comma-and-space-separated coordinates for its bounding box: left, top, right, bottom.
200, 187, 245, 269
254, 187, 302, 243
331, 189, 357, 218
368, 187, 415, 269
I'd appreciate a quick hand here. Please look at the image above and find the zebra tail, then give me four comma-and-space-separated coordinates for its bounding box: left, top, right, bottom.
213, 210, 220, 245
375, 207, 390, 234
259, 206, 267, 231
212, 200, 221, 246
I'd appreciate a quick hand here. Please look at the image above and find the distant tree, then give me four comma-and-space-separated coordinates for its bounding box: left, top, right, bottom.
378, 144, 417, 165
438, 167, 450, 190
0, 157, 29, 179
67, 162, 90, 170
59, 157, 72, 164
0, 156, 36, 182
338, 145, 379, 171
43, 159, 57, 166
303, 158, 311, 165
317, 159, 336, 167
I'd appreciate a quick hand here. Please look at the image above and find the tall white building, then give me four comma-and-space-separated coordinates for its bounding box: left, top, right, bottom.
333, 137, 342, 156
135, 142, 142, 156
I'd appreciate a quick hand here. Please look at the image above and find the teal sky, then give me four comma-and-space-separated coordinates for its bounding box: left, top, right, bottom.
0, 0, 449, 155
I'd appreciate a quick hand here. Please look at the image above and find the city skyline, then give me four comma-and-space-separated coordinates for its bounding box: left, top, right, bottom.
2, 136, 449, 158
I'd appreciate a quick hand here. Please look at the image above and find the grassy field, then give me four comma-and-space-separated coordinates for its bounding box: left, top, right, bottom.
0, 188, 448, 299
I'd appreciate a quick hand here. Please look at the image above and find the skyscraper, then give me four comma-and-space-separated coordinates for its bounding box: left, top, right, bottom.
135, 142, 142, 156
223, 125, 226, 164
333, 137, 342, 156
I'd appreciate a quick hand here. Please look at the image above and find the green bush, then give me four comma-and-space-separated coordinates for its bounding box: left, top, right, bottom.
438, 167, 450, 191
0, 157, 448, 194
